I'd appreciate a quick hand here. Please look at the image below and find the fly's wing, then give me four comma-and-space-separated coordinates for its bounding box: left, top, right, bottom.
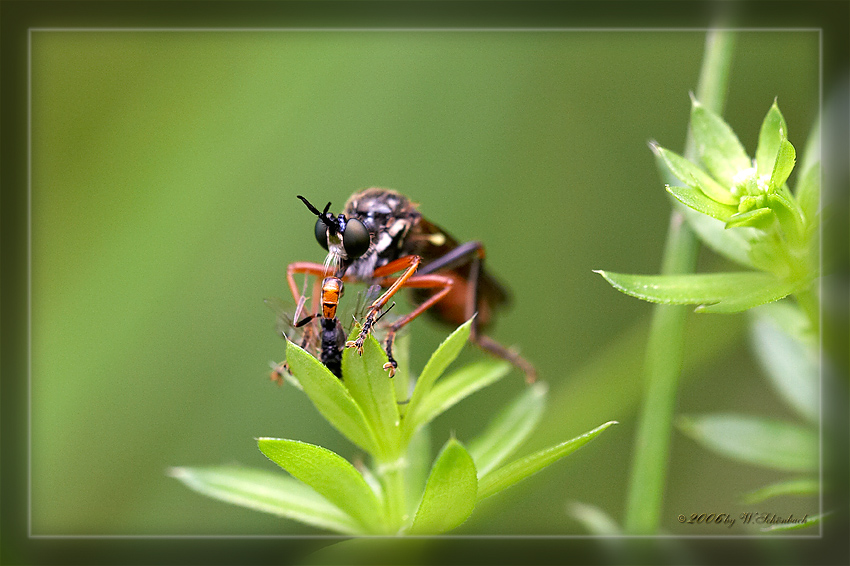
264, 296, 318, 349
413, 218, 511, 309
264, 297, 296, 337
336, 283, 382, 333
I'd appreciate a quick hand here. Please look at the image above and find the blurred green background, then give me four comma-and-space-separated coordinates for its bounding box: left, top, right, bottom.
30, 30, 818, 536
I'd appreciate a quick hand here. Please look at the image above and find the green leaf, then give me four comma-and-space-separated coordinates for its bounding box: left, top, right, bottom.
391, 332, 412, 415
749, 308, 818, 423
741, 478, 819, 504
666, 185, 738, 220
677, 203, 756, 268
678, 414, 818, 472
169, 466, 362, 534
652, 143, 737, 204
341, 331, 401, 457
595, 270, 802, 313
767, 191, 805, 248
755, 100, 788, 178
477, 421, 617, 501
798, 114, 820, 179
568, 502, 622, 535
467, 382, 547, 477
284, 340, 380, 456
405, 318, 472, 416
768, 137, 796, 192
257, 438, 386, 533
725, 207, 775, 231
403, 359, 511, 442
693, 277, 803, 313
690, 96, 751, 187
795, 162, 820, 230
752, 300, 817, 349
408, 438, 477, 534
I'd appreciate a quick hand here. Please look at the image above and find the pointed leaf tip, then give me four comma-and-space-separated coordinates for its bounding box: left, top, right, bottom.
477, 420, 616, 501
405, 318, 474, 415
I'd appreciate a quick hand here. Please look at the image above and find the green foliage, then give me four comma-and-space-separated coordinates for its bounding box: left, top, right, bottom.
167, 466, 363, 535
676, 303, 821, 531
631, 97, 823, 529
592, 50, 822, 534
594, 270, 803, 314
477, 421, 616, 501
599, 98, 820, 317
173, 319, 615, 534
408, 439, 477, 534
677, 414, 817, 472
741, 478, 819, 505
257, 438, 387, 534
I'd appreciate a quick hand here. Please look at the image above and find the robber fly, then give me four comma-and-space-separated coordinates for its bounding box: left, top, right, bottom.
288, 187, 536, 383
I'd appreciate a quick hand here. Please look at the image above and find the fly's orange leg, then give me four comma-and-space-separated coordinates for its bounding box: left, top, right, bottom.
286, 262, 330, 306
345, 255, 422, 359
378, 273, 456, 377
286, 261, 330, 329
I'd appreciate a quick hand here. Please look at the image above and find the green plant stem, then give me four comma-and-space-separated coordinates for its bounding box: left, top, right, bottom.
795, 287, 820, 333
623, 212, 699, 534
623, 29, 735, 534
378, 456, 408, 532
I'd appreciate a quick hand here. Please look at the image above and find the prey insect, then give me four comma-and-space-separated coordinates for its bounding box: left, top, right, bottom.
288, 187, 536, 383
267, 276, 345, 381
270, 277, 392, 380
290, 276, 347, 378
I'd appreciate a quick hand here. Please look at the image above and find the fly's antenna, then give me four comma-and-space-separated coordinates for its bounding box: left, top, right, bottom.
297, 195, 340, 236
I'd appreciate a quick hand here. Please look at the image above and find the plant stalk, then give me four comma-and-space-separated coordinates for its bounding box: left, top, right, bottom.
795, 287, 820, 334
378, 455, 408, 532
623, 29, 736, 534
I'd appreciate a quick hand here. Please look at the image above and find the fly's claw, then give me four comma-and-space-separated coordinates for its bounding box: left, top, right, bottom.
346, 308, 379, 355
346, 328, 369, 354
345, 337, 364, 354
382, 361, 396, 377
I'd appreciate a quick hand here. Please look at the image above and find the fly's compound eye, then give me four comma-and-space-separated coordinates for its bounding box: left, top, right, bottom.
343, 218, 370, 258
314, 218, 329, 250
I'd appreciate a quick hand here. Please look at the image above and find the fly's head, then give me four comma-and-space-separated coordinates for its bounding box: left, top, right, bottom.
297, 195, 371, 276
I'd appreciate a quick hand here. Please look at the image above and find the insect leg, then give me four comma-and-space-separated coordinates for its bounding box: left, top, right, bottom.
462, 249, 537, 383
377, 273, 456, 376
286, 261, 330, 306
346, 255, 422, 354
420, 242, 537, 383
472, 334, 537, 383
417, 240, 485, 276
